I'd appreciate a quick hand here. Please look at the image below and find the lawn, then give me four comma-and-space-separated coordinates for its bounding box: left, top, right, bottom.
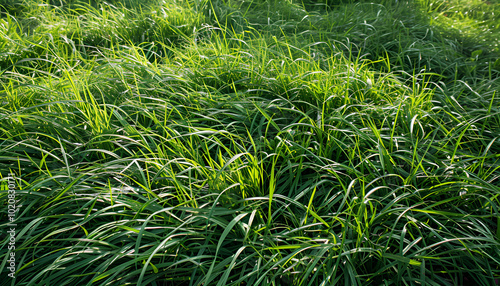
0, 0, 499, 285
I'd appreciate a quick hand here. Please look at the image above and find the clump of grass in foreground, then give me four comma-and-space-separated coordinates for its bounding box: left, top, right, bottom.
1, 0, 499, 285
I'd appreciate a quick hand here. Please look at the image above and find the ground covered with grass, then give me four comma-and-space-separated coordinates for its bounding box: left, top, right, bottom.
0, 0, 499, 285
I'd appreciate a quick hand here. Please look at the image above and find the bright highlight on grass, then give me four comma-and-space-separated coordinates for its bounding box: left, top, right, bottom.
0, 0, 499, 285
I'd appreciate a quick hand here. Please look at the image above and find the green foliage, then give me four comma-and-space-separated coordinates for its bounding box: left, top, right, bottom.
0, 0, 499, 285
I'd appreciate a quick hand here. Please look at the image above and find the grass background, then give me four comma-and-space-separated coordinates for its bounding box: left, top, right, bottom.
0, 0, 499, 285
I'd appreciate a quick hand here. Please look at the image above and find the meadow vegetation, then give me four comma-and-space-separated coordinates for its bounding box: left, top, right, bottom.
0, 0, 499, 285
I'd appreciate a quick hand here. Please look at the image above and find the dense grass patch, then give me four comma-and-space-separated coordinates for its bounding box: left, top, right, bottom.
1, 0, 499, 285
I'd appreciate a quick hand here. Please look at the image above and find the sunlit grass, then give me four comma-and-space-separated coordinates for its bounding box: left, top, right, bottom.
1, 0, 499, 285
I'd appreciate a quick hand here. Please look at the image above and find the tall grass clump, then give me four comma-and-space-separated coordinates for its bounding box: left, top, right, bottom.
1, 0, 499, 285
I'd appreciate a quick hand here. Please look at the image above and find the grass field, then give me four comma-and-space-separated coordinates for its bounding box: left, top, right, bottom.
0, 0, 499, 285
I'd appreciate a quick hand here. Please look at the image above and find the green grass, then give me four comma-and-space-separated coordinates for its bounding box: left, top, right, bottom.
0, 0, 499, 285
